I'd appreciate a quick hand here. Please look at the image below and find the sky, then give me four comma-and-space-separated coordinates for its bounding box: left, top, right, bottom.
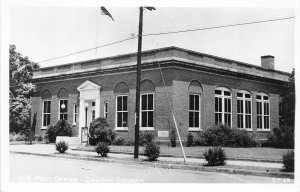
9, 6, 295, 72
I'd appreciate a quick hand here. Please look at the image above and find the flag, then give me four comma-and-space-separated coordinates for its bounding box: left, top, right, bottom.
144, 7, 156, 11
100, 7, 114, 21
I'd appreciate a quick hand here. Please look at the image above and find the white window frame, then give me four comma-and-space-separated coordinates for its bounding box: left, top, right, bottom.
115, 95, 128, 131
256, 93, 270, 131
140, 93, 155, 131
104, 102, 108, 119
237, 91, 252, 130
42, 100, 51, 129
215, 87, 232, 127
188, 93, 201, 131
58, 99, 68, 121
73, 104, 77, 125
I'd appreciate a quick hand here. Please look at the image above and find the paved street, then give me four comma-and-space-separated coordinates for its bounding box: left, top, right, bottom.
10, 153, 288, 183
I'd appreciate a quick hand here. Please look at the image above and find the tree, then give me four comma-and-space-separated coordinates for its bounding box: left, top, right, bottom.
280, 68, 295, 128
9, 45, 39, 133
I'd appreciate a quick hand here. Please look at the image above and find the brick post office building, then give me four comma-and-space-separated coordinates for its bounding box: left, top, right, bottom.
31, 47, 290, 142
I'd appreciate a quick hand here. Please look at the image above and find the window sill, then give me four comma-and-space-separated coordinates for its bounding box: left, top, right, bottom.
188, 128, 202, 132
114, 127, 129, 131
257, 129, 271, 132
40, 127, 47, 130
237, 128, 253, 132
140, 127, 155, 131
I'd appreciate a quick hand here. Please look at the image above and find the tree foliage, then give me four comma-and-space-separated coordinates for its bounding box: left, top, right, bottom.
280, 68, 295, 127
9, 45, 39, 133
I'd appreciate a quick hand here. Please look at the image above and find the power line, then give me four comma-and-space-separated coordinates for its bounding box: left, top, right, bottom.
38, 16, 294, 63
143, 16, 294, 37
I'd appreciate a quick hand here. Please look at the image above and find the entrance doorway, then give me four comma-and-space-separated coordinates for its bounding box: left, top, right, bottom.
84, 100, 96, 128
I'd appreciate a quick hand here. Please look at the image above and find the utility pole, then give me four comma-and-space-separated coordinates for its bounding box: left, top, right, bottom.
134, 7, 143, 158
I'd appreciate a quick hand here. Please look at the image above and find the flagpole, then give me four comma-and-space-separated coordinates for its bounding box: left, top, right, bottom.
134, 7, 143, 158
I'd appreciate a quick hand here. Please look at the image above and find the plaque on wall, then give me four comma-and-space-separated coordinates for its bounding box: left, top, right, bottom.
158, 131, 169, 137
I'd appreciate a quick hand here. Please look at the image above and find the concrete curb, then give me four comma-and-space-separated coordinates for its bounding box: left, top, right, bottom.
10, 151, 294, 179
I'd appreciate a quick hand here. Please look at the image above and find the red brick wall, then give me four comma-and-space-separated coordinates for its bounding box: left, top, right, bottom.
32, 65, 283, 142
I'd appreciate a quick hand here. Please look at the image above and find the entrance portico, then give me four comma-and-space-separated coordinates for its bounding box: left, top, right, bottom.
77, 80, 101, 139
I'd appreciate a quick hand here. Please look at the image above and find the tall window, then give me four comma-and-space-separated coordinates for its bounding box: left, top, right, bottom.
59, 100, 68, 120
116, 95, 128, 128
256, 93, 270, 130
104, 102, 108, 119
92, 110, 95, 121
141, 93, 154, 128
215, 87, 232, 126
43, 101, 51, 127
237, 91, 252, 129
73, 104, 77, 125
189, 94, 200, 128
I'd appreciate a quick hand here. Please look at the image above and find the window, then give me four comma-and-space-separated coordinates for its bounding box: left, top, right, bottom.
73, 104, 77, 125
215, 87, 232, 126
116, 95, 128, 128
104, 102, 108, 119
140, 93, 154, 129
256, 93, 270, 130
59, 100, 68, 120
237, 91, 252, 129
43, 100, 51, 127
92, 110, 95, 121
189, 94, 200, 129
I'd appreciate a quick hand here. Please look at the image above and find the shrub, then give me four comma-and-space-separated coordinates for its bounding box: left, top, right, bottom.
265, 126, 294, 149
45, 120, 72, 143
55, 120, 72, 137
95, 142, 110, 157
203, 147, 227, 166
45, 125, 56, 143
282, 151, 294, 172
169, 129, 176, 147
144, 142, 160, 161
186, 133, 194, 147
37, 136, 43, 141
194, 132, 207, 146
9, 132, 26, 141
123, 138, 135, 146
203, 124, 257, 147
139, 131, 154, 146
112, 136, 125, 146
89, 117, 115, 145
55, 141, 69, 153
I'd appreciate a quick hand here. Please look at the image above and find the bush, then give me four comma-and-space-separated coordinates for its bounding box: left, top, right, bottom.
202, 124, 258, 147
45, 120, 72, 143
144, 142, 160, 161
194, 132, 207, 146
186, 133, 194, 147
9, 132, 26, 141
89, 117, 115, 145
169, 129, 176, 147
55, 120, 72, 136
203, 147, 227, 166
112, 136, 125, 146
55, 141, 69, 153
95, 142, 110, 157
123, 138, 135, 146
45, 125, 56, 143
264, 126, 294, 149
282, 151, 294, 172
139, 131, 154, 146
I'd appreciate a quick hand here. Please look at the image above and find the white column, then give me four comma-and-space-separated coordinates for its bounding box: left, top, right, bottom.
78, 98, 85, 139
95, 96, 100, 118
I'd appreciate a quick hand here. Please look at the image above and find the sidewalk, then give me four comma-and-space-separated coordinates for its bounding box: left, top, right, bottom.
9, 144, 294, 179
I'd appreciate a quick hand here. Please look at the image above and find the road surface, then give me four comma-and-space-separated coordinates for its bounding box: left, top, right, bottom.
10, 153, 290, 183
